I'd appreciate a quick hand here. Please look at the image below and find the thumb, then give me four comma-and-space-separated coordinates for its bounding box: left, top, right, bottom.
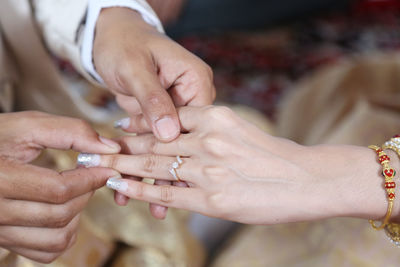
30, 113, 120, 154
117, 65, 180, 142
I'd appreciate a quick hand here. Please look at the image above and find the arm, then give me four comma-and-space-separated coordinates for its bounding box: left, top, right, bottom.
77, 106, 398, 224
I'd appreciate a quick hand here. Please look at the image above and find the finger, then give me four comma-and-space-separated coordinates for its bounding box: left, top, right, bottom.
80, 153, 196, 182
115, 94, 142, 115
149, 179, 170, 220
0, 214, 80, 253
6, 233, 77, 264
0, 160, 119, 204
56, 167, 120, 203
114, 114, 151, 133
169, 72, 216, 107
25, 112, 120, 153
0, 192, 92, 227
114, 191, 129, 206
117, 63, 180, 141
173, 181, 189, 188
106, 178, 201, 211
113, 176, 140, 206
121, 106, 203, 133
118, 133, 193, 156
7, 247, 62, 264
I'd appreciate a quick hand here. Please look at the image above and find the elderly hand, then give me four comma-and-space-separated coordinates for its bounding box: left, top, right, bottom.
0, 111, 120, 263
81, 106, 395, 225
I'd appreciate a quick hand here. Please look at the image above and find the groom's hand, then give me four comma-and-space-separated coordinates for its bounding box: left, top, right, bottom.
93, 7, 215, 141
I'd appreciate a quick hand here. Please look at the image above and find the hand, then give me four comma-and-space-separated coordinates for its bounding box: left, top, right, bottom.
93, 7, 215, 141
93, 7, 215, 218
85, 106, 395, 224
0, 111, 120, 263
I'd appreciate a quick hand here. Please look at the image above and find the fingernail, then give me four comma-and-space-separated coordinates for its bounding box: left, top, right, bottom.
99, 136, 120, 151
114, 117, 130, 129
77, 153, 101, 167
155, 116, 179, 140
106, 176, 128, 192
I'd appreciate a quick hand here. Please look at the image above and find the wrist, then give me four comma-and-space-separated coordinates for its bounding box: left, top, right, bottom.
95, 7, 159, 40
306, 144, 400, 221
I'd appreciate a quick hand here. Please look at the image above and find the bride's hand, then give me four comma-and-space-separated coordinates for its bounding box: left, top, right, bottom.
80, 106, 393, 224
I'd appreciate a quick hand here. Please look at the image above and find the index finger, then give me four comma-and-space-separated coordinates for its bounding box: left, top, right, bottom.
116, 106, 207, 134
0, 160, 119, 204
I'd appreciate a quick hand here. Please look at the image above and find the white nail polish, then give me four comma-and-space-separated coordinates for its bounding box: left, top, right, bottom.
114, 118, 130, 129
106, 177, 128, 192
77, 153, 101, 167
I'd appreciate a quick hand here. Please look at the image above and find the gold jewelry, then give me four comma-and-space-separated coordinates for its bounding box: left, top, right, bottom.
169, 156, 183, 182
382, 135, 400, 157
368, 145, 396, 230
382, 135, 400, 246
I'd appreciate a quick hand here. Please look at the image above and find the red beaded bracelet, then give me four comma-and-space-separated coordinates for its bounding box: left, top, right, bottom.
368, 145, 396, 230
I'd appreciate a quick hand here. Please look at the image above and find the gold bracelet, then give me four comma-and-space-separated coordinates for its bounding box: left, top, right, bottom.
382, 135, 400, 246
368, 145, 396, 230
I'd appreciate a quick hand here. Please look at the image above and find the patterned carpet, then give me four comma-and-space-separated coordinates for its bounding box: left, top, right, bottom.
177, 0, 400, 120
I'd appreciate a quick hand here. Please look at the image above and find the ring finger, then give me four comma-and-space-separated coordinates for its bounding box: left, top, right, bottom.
78, 153, 200, 183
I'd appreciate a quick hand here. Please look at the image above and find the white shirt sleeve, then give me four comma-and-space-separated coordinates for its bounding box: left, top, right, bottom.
81, 0, 164, 84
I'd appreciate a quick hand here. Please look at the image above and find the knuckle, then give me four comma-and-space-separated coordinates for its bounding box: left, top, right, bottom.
105, 155, 120, 170
143, 154, 158, 173
38, 253, 60, 264
50, 206, 74, 228
49, 182, 71, 204
148, 136, 158, 154
114, 65, 131, 90
114, 56, 148, 91
144, 91, 166, 107
133, 183, 145, 199
52, 229, 73, 252
207, 192, 230, 214
160, 185, 173, 203
201, 133, 230, 157
204, 106, 235, 122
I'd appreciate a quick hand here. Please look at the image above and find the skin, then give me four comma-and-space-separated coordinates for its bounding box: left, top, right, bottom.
93, 7, 215, 218
0, 111, 120, 263
85, 106, 400, 224
93, 7, 215, 141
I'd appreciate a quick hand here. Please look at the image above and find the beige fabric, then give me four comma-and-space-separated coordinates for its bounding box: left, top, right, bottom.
32, 0, 91, 83
278, 52, 400, 145
212, 52, 400, 267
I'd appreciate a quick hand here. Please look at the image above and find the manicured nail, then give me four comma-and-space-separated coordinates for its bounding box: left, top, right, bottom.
99, 136, 120, 151
114, 117, 130, 129
77, 153, 101, 167
106, 176, 128, 192
155, 116, 179, 140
